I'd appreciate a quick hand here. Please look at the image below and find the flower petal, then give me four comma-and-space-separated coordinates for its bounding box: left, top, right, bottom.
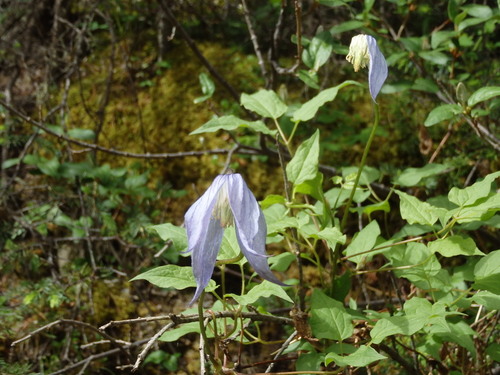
184, 175, 226, 305
366, 35, 388, 102
237, 211, 288, 286
184, 175, 226, 254
189, 217, 224, 305
227, 174, 287, 286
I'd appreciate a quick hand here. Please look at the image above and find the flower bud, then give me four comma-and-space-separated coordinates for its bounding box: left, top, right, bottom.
346, 34, 370, 72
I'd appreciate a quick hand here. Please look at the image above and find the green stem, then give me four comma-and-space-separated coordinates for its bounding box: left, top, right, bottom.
330, 103, 380, 291
215, 252, 244, 266
197, 291, 222, 374
288, 120, 300, 145
340, 103, 380, 231
198, 291, 210, 355
274, 118, 291, 153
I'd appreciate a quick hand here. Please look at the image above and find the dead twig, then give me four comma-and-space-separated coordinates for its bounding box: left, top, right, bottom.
240, 0, 269, 88
131, 322, 175, 371
0, 98, 232, 159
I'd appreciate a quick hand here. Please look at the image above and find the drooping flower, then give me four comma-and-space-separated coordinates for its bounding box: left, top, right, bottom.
184, 173, 286, 305
346, 34, 388, 102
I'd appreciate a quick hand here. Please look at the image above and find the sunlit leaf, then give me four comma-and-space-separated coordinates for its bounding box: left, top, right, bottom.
467, 86, 500, 107
228, 280, 293, 305
240, 90, 287, 119
325, 345, 386, 367
292, 81, 358, 122
130, 265, 217, 292
424, 104, 462, 127
310, 290, 353, 341
286, 130, 320, 185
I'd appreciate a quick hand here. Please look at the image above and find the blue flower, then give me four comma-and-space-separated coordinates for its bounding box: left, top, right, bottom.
346, 34, 388, 102
185, 173, 286, 305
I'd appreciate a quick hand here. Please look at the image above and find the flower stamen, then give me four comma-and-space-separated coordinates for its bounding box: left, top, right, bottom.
212, 185, 234, 228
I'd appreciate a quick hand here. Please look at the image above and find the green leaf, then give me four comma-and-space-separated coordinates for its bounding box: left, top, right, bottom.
412, 78, 439, 93
131, 265, 217, 292
403, 296, 432, 316
432, 320, 476, 357
264, 204, 302, 234
370, 315, 425, 344
473, 250, 500, 294
292, 81, 358, 122
159, 322, 200, 342
329, 20, 364, 35
260, 194, 286, 209
343, 220, 380, 265
193, 72, 215, 104
424, 104, 462, 127
461, 4, 493, 18
302, 30, 333, 71
67, 128, 95, 140
240, 90, 288, 119
387, 243, 443, 289
319, 0, 350, 8
448, 0, 460, 20
431, 31, 457, 49
229, 280, 292, 305
472, 291, 500, 311
294, 172, 324, 201
458, 16, 491, 31
309, 290, 353, 341
286, 130, 320, 185
54, 213, 75, 228
1, 157, 20, 169
296, 352, 324, 372
218, 227, 246, 265
448, 171, 500, 207
150, 223, 187, 252
396, 190, 447, 226
297, 69, 320, 89
394, 163, 448, 186
451, 193, 500, 223
486, 343, 500, 362
269, 252, 296, 272
190, 115, 275, 136
428, 235, 484, 257
125, 173, 148, 189
325, 345, 386, 367
315, 227, 346, 251
419, 51, 450, 65
467, 86, 500, 107
342, 165, 380, 185
362, 200, 391, 218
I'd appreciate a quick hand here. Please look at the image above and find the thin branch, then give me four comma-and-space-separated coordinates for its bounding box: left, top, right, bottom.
265, 330, 298, 373
47, 338, 150, 375
131, 322, 175, 371
0, 98, 230, 159
100, 311, 293, 331
158, 0, 242, 104
12, 319, 125, 351
378, 343, 421, 375
240, 0, 269, 87
270, 0, 302, 75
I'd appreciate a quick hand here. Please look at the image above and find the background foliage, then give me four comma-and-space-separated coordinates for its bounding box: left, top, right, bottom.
0, 0, 498, 374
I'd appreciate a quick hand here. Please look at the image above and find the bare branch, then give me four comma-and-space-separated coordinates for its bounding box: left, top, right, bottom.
132, 322, 175, 371
240, 0, 269, 87
158, 0, 242, 105
100, 311, 293, 331
0, 98, 231, 159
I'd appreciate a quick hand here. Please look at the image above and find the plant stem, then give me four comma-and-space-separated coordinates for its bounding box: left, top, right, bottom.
198, 292, 222, 374
330, 102, 380, 289
341, 102, 380, 231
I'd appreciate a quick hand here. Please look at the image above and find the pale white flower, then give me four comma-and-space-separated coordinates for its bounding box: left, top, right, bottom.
346, 34, 388, 102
